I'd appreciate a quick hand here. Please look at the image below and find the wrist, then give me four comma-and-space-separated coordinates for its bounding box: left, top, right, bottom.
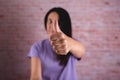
66, 36, 73, 52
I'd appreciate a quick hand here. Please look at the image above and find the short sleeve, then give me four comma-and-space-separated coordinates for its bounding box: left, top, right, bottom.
71, 54, 81, 61
28, 42, 41, 58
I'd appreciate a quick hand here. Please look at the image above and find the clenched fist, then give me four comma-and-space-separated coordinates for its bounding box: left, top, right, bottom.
50, 21, 71, 55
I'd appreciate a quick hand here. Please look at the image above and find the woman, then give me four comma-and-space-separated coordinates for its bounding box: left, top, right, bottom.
28, 7, 85, 80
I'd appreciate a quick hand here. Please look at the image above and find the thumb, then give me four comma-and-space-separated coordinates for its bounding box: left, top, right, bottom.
54, 20, 61, 33
49, 21, 56, 36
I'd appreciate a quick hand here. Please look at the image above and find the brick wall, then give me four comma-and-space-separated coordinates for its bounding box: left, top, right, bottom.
0, 0, 120, 80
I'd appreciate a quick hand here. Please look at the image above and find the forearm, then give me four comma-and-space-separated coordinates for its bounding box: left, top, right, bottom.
30, 58, 42, 80
30, 77, 42, 80
68, 37, 85, 58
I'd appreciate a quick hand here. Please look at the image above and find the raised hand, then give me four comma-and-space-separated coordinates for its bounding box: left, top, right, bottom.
50, 20, 71, 55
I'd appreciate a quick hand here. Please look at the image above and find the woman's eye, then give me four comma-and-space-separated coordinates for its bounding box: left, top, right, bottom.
48, 19, 52, 24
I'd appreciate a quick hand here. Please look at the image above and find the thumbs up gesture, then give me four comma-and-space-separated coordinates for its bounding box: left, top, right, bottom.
50, 20, 71, 55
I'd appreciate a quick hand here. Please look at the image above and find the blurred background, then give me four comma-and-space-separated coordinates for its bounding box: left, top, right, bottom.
0, 0, 120, 80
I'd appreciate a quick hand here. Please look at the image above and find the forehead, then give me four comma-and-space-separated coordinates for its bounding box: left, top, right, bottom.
48, 12, 59, 19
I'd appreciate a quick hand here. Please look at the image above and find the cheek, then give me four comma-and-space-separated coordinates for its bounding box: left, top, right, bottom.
46, 24, 51, 34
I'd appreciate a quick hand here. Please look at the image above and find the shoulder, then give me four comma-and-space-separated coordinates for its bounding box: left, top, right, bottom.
28, 39, 50, 57
33, 39, 48, 46
32, 39, 50, 51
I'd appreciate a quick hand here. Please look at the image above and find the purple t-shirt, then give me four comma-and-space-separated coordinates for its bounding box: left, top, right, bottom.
28, 39, 79, 80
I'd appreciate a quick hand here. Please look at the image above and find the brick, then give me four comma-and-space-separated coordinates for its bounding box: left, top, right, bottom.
0, 0, 120, 80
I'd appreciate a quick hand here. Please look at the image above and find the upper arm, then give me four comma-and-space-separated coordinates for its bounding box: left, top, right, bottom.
30, 57, 42, 80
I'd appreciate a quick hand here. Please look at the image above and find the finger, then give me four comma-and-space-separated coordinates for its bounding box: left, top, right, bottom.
50, 20, 59, 35
51, 38, 67, 45
52, 21, 56, 34
54, 20, 61, 33
56, 49, 68, 55
54, 44, 67, 50
49, 20, 55, 36
50, 32, 64, 41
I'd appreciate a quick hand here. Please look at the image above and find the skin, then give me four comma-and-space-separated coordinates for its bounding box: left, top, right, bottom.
30, 12, 85, 80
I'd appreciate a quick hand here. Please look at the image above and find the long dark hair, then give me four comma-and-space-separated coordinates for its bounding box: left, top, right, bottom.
44, 7, 72, 66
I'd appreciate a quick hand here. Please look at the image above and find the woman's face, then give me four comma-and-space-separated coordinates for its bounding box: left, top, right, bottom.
46, 12, 59, 36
